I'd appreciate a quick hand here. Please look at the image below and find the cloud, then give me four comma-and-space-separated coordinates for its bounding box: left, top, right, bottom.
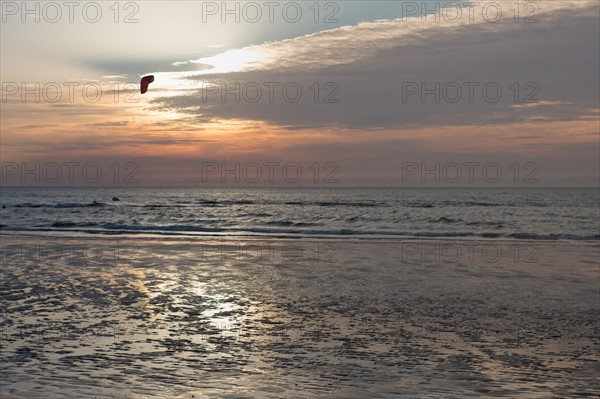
101, 75, 129, 80
85, 121, 130, 127
18, 124, 55, 130
149, 1, 598, 130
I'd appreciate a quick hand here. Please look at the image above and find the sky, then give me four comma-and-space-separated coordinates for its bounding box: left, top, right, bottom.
1, 0, 599, 186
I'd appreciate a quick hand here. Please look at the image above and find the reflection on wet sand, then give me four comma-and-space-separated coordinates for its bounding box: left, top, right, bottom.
1, 237, 598, 398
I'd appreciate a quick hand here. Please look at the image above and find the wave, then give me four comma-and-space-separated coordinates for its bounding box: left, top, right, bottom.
2, 224, 597, 241
13, 202, 108, 209
466, 221, 505, 228
246, 212, 273, 217
315, 201, 382, 207
197, 199, 255, 206
430, 217, 462, 224
142, 204, 185, 209
264, 220, 322, 227
452, 201, 505, 207
50, 221, 98, 228
282, 201, 386, 207
11, 199, 531, 210
406, 203, 434, 208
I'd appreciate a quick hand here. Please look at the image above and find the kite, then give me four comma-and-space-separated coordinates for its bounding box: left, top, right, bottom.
140, 75, 154, 94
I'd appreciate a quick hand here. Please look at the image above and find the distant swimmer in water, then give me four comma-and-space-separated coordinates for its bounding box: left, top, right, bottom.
112, 197, 120, 202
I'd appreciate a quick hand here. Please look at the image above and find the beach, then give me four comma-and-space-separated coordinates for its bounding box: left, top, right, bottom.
2, 0, 599, 396
1, 236, 598, 398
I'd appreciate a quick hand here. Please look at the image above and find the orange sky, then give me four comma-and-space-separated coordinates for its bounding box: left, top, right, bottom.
1, 1, 598, 186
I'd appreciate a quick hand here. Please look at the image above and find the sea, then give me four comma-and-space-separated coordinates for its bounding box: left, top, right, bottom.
0, 187, 598, 241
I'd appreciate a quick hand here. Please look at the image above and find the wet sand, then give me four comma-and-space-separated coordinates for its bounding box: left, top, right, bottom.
1, 236, 598, 398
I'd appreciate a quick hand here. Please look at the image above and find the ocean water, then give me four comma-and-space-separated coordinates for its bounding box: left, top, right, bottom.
0, 187, 598, 240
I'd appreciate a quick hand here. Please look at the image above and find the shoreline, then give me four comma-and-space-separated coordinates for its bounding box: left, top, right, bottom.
2, 230, 599, 242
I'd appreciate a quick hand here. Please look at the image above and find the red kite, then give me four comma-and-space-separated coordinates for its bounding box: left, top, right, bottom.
140, 75, 154, 94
